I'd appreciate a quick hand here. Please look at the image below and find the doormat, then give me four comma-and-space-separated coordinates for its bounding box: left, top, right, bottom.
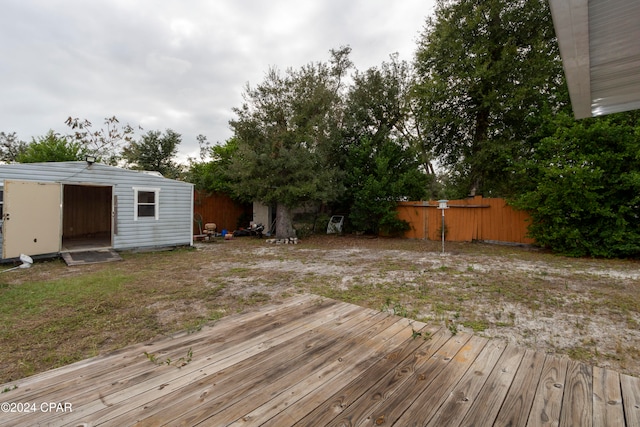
61, 249, 122, 266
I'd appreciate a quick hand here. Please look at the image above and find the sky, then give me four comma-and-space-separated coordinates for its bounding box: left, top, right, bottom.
0, 0, 436, 162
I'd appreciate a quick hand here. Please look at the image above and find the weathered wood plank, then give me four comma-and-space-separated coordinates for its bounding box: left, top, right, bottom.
8, 294, 315, 391
391, 335, 489, 426
493, 349, 546, 427
426, 340, 509, 427
0, 296, 637, 427
328, 332, 474, 426
593, 366, 625, 427
559, 360, 592, 427
620, 373, 640, 427
225, 318, 422, 426
4, 295, 349, 427
287, 326, 448, 427
74, 299, 367, 426
526, 355, 569, 427
4, 293, 319, 401
278, 325, 442, 427
456, 344, 525, 427
263, 324, 438, 427
136, 313, 397, 425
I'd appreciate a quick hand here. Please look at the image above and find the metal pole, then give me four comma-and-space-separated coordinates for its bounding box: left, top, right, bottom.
441, 208, 445, 254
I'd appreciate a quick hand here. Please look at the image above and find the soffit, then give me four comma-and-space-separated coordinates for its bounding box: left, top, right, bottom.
549, 0, 640, 118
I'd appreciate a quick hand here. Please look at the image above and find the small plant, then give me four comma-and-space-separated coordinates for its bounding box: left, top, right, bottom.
381, 298, 409, 318
2, 385, 17, 393
446, 319, 458, 335
411, 329, 432, 341
144, 351, 159, 364
144, 347, 193, 368
462, 319, 489, 332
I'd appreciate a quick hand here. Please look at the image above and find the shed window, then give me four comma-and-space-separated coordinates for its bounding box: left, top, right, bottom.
133, 187, 160, 220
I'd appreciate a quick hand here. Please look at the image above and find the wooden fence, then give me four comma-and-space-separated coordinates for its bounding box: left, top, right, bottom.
396, 196, 535, 244
193, 190, 252, 235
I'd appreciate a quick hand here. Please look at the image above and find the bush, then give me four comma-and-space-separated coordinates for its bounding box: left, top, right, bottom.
512, 113, 640, 258
379, 215, 411, 237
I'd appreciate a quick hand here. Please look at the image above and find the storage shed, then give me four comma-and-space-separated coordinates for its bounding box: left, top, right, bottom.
0, 161, 193, 261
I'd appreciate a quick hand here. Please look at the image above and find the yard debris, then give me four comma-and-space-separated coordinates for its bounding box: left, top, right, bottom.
265, 238, 299, 244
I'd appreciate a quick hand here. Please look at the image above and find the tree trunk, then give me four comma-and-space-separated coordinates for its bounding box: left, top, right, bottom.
275, 204, 296, 239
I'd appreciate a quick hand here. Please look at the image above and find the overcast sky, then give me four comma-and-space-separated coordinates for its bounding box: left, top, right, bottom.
0, 0, 436, 162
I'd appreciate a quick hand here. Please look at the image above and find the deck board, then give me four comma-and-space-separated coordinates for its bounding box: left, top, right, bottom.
426, 340, 509, 427
1, 295, 638, 427
560, 360, 593, 427
492, 349, 546, 427
593, 366, 625, 427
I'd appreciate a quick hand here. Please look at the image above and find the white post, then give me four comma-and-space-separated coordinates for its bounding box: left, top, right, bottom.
437, 200, 448, 254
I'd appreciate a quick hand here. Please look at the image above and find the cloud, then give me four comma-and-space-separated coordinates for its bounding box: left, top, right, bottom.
0, 0, 436, 162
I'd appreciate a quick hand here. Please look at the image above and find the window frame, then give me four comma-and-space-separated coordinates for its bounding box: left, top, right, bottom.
133, 187, 160, 221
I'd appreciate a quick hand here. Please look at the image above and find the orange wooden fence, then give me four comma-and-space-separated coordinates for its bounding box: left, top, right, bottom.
193, 190, 252, 235
396, 196, 534, 244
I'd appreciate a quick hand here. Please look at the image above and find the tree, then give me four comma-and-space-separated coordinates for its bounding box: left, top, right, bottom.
414, 0, 566, 197
65, 116, 138, 165
16, 130, 87, 163
122, 129, 182, 179
336, 58, 430, 234
0, 132, 28, 163
512, 112, 640, 258
186, 136, 239, 194
228, 48, 351, 239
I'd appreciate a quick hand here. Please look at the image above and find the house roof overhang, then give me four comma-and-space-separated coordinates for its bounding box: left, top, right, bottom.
548, 0, 640, 118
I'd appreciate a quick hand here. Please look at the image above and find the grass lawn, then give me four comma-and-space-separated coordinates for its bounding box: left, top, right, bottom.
1, 234, 639, 384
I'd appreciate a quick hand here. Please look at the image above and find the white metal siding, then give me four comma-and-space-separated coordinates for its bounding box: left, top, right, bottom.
589, 0, 640, 116
550, 0, 640, 118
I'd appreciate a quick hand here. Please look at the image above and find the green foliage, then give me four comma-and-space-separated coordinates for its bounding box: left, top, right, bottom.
228, 48, 351, 237
186, 137, 239, 194
16, 130, 87, 163
512, 112, 640, 257
414, 0, 566, 197
337, 58, 429, 234
2, 385, 18, 393
122, 129, 182, 179
144, 347, 193, 368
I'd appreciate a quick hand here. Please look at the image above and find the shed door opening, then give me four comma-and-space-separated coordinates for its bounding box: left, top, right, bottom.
62, 185, 113, 251
2, 180, 62, 259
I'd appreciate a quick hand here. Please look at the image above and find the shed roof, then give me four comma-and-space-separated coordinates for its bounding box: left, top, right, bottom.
0, 161, 192, 187
548, 0, 640, 118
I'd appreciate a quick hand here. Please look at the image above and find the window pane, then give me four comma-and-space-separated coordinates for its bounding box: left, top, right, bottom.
138, 191, 156, 203
138, 191, 155, 204
138, 205, 155, 217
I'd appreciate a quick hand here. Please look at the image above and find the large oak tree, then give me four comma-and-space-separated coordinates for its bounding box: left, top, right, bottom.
414, 0, 565, 197
228, 48, 351, 239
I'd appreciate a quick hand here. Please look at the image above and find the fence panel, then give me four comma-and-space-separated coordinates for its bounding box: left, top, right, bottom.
396, 202, 428, 239
396, 196, 534, 244
193, 190, 251, 235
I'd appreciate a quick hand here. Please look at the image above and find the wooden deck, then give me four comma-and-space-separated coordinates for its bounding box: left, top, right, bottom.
1, 294, 639, 426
